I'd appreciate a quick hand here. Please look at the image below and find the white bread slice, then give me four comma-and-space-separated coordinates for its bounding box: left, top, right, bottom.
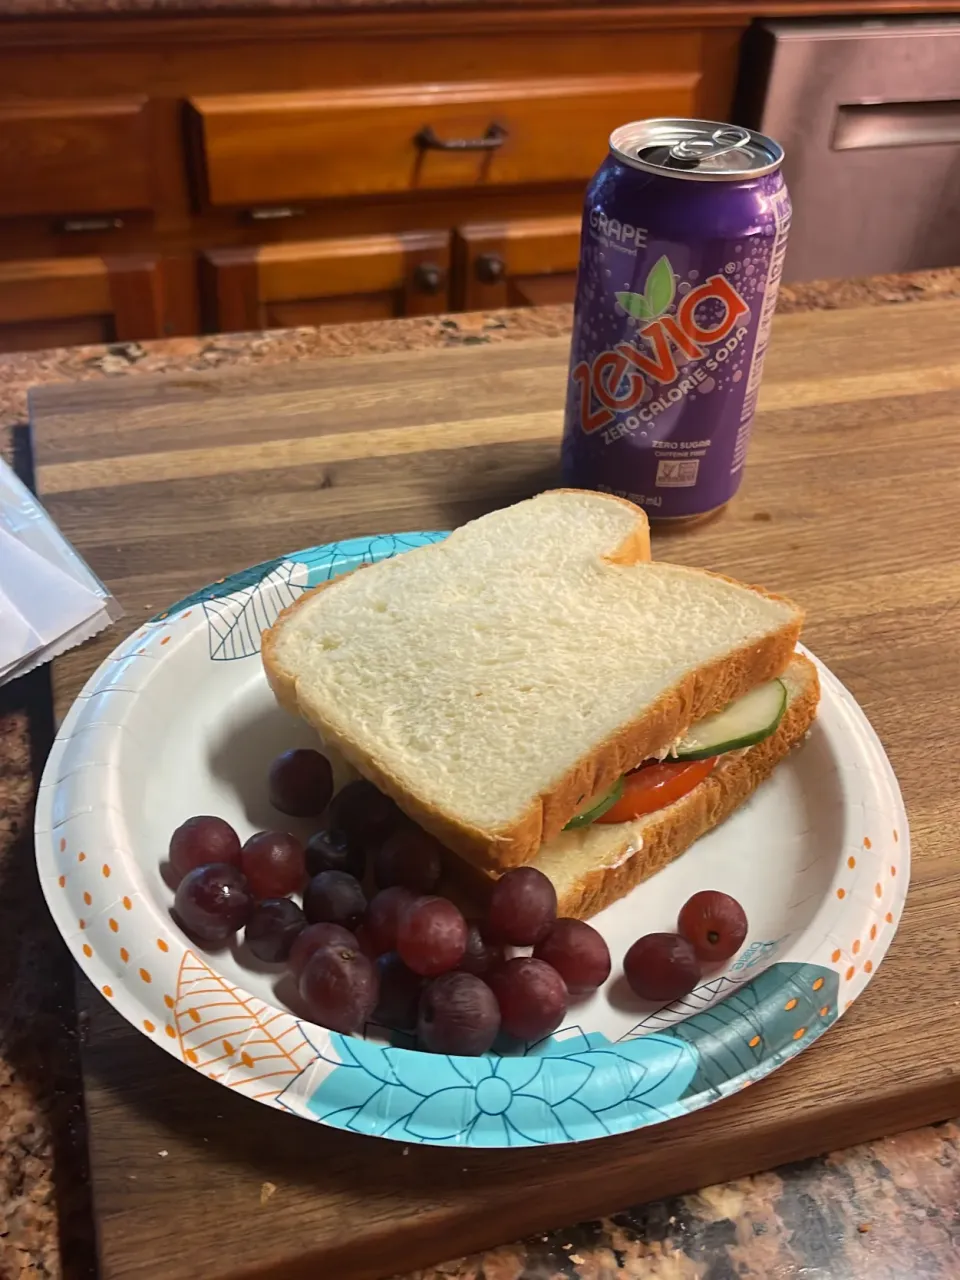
529, 653, 820, 918
263, 490, 803, 874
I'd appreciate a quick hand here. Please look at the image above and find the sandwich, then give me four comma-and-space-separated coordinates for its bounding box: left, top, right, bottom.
262, 490, 819, 919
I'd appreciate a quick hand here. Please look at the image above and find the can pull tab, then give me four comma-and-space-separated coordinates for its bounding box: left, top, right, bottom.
664, 126, 752, 170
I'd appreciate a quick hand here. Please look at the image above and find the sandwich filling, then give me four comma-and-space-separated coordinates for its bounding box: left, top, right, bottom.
564, 676, 787, 830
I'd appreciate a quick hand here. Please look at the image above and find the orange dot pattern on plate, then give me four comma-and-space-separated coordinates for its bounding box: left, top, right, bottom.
120, 948, 129, 963
79, 919, 85, 930
143, 1020, 155, 1033
893, 829, 899, 843
864, 836, 872, 849
58, 875, 66, 888
83, 892, 92, 906
241, 1052, 254, 1068
890, 866, 897, 877
223, 1039, 235, 1055
157, 939, 169, 953
102, 985, 113, 998
102, 864, 111, 878
164, 994, 175, 1009
847, 856, 856, 869
875, 883, 883, 898
82, 944, 92, 958
886, 911, 894, 924
189, 1009, 201, 1024
161, 636, 171, 645
123, 896, 133, 910
139, 968, 152, 983
836, 888, 846, 900
852, 939, 861, 955
165, 1026, 176, 1039
832, 949, 841, 963
812, 977, 824, 991
784, 998, 798, 1011
109, 918, 118, 933
78, 851, 86, 862
819, 1005, 830, 1017
793, 1027, 806, 1040
865, 960, 873, 973
870, 925, 877, 941
846, 966, 855, 980
186, 1049, 198, 1064
749, 1035, 761, 1048
59, 837, 66, 853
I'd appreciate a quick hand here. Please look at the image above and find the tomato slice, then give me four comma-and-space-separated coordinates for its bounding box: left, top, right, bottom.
594, 756, 719, 824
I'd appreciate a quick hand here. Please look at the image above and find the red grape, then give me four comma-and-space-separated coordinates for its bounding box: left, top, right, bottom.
241, 831, 306, 898
303, 870, 367, 929
533, 918, 610, 994
397, 896, 467, 977
327, 781, 401, 845
174, 864, 252, 945
373, 953, 423, 1031
288, 922, 358, 979
623, 933, 701, 1003
366, 886, 416, 956
268, 748, 333, 817
677, 890, 748, 964
486, 866, 557, 946
299, 943, 379, 1034
459, 920, 505, 978
418, 972, 500, 1055
305, 828, 366, 881
169, 815, 241, 883
488, 958, 567, 1042
373, 827, 443, 893
245, 898, 306, 963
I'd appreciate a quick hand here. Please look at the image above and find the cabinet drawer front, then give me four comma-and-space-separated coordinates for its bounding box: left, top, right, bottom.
190, 73, 699, 208
0, 99, 154, 219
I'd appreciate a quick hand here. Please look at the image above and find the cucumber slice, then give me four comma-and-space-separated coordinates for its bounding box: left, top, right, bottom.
564, 776, 624, 829
673, 678, 787, 761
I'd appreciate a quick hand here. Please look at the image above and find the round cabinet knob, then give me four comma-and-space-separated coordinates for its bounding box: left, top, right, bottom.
476, 252, 505, 284
413, 262, 444, 295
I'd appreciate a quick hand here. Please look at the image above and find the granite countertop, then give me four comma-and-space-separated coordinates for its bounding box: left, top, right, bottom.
2, 269, 960, 1280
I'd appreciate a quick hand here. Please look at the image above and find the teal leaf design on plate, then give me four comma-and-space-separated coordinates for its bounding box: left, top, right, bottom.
644, 254, 676, 316
616, 291, 653, 320
662, 962, 840, 1100
292, 1027, 698, 1146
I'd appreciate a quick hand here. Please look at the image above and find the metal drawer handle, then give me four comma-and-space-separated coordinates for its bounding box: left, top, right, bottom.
58, 217, 124, 233
246, 206, 306, 221
414, 123, 507, 152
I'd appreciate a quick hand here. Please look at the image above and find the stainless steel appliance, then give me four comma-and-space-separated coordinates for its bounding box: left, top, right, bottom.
740, 18, 960, 281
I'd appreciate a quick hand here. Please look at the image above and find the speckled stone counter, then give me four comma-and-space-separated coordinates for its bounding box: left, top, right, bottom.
2, 270, 960, 1280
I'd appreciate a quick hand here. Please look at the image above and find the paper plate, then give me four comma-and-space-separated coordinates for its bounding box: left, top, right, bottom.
35, 533, 909, 1148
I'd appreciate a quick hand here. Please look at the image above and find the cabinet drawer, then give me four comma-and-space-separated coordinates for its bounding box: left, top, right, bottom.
188, 72, 699, 208
0, 99, 154, 219
201, 231, 451, 332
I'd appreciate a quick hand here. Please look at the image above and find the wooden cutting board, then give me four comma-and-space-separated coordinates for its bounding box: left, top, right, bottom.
30, 302, 960, 1280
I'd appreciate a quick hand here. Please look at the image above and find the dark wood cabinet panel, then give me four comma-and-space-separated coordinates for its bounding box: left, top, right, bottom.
455, 215, 581, 311
0, 254, 164, 352
201, 231, 451, 332
0, 99, 154, 219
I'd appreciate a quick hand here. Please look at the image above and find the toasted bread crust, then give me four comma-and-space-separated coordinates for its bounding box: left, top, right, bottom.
554, 653, 821, 918
262, 493, 803, 874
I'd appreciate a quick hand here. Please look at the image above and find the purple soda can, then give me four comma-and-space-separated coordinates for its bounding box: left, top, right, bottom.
561, 119, 790, 521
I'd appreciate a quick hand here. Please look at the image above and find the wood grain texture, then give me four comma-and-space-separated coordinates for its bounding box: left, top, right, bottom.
30, 300, 960, 1280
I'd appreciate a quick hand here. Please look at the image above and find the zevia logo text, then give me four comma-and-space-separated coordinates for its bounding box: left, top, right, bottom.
572, 258, 750, 435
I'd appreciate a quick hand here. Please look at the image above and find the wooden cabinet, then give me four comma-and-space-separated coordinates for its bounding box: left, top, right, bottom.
0, 8, 754, 344
0, 254, 164, 353
455, 216, 581, 310
201, 231, 451, 331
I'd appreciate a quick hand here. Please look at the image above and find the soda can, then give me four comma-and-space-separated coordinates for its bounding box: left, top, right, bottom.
561, 118, 791, 521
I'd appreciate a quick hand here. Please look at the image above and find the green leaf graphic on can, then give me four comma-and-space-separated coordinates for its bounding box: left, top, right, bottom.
615, 291, 653, 319
644, 255, 675, 316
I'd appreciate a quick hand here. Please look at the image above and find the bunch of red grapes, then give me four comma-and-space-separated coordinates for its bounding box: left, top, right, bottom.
167, 747, 747, 1055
